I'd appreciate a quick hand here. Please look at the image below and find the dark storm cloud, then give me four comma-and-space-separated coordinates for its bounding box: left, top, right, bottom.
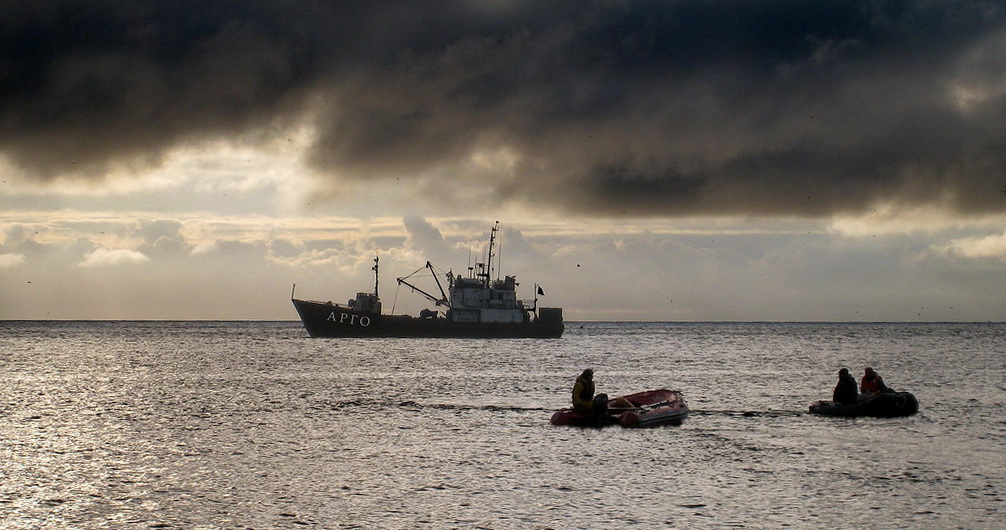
4, 1, 1006, 216
0, 0, 327, 174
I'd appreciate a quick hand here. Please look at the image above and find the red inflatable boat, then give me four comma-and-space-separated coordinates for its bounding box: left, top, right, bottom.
550, 388, 689, 428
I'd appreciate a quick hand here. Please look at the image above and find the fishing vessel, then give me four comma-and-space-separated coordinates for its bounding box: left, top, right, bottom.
291, 223, 564, 338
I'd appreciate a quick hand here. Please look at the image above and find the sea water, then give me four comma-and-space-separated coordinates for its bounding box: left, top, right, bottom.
0, 321, 1003, 528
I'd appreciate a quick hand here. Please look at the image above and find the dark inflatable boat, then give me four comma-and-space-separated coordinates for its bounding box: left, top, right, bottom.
809, 390, 919, 417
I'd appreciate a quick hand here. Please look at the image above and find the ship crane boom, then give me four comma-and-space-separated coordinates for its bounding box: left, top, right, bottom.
396, 261, 451, 308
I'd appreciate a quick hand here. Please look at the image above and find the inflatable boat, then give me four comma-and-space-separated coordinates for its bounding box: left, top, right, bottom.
550, 388, 688, 428
809, 390, 919, 417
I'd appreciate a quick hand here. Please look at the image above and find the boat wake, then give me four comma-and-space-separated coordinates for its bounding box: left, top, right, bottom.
323, 400, 802, 417
689, 409, 804, 418
317, 399, 548, 413
397, 400, 549, 412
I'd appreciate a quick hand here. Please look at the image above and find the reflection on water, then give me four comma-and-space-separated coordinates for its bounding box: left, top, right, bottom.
0, 321, 1003, 528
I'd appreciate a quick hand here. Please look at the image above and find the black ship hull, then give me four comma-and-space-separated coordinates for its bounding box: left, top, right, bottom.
292, 299, 564, 338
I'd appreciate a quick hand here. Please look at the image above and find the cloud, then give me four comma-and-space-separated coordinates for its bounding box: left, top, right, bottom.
403, 216, 448, 254
1, 223, 39, 245
0, 1, 321, 177
3, 1, 1006, 219
942, 229, 1006, 259
1, 212, 1004, 320
0, 253, 25, 268
269, 238, 305, 260
80, 248, 150, 267
132, 219, 183, 244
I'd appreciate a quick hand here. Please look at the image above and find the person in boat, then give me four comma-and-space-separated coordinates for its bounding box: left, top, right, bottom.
832, 368, 859, 404
572, 369, 595, 414
571, 368, 609, 424
860, 367, 889, 397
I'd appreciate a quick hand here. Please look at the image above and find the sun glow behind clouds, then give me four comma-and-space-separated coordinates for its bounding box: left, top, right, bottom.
829, 204, 1006, 237
80, 248, 151, 267
942, 229, 1006, 260
1, 126, 320, 217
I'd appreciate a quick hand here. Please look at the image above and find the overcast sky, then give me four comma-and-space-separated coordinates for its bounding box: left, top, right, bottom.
3, 0, 1006, 321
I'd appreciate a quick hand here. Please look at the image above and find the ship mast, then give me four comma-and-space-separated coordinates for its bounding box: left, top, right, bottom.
372, 254, 380, 298
484, 221, 498, 287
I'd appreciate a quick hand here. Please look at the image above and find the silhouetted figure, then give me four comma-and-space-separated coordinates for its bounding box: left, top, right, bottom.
860, 367, 889, 397
572, 369, 595, 414
833, 368, 859, 404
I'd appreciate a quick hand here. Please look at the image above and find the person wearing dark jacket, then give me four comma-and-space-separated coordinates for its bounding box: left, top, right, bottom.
860, 367, 889, 397
833, 368, 859, 404
572, 369, 595, 414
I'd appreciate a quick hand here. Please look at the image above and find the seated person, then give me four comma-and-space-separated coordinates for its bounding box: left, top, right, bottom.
832, 368, 858, 404
572, 368, 595, 414
860, 367, 889, 397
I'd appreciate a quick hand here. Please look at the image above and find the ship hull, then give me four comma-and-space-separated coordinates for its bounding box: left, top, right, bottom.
292, 299, 564, 338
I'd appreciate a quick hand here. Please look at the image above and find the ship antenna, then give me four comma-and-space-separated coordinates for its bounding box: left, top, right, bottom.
468, 245, 473, 278
485, 221, 498, 287
373, 254, 380, 298
497, 234, 503, 282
